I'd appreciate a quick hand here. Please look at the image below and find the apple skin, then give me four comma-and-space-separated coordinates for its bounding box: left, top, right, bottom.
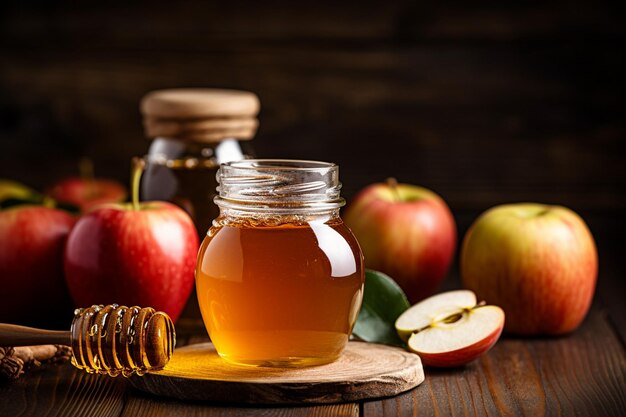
0, 206, 76, 327
344, 182, 456, 303
64, 201, 198, 322
415, 319, 503, 368
48, 177, 127, 212
461, 203, 597, 335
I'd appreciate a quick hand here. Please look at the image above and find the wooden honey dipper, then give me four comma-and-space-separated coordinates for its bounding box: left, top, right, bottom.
0, 304, 175, 377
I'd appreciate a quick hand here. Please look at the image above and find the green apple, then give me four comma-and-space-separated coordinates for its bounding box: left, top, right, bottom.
0, 180, 41, 207
461, 203, 597, 335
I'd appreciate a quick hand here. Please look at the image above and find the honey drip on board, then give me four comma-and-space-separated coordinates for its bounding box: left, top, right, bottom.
70, 305, 176, 377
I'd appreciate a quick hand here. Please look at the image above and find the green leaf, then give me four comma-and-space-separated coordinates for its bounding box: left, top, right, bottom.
352, 269, 410, 346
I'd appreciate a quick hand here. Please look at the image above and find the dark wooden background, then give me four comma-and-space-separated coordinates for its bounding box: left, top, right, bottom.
1, 0, 625, 331
1, 2, 625, 415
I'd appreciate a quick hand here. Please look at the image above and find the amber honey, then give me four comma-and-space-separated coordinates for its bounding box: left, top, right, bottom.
196, 216, 364, 367
70, 304, 175, 377
141, 139, 254, 237
143, 156, 220, 236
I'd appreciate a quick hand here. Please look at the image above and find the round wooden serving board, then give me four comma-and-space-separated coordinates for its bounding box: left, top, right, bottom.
130, 341, 424, 404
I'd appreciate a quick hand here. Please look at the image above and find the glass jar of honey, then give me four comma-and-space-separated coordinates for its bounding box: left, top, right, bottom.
139, 88, 259, 236
196, 160, 364, 367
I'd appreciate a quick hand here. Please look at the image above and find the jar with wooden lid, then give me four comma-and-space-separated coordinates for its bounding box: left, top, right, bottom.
140, 88, 259, 236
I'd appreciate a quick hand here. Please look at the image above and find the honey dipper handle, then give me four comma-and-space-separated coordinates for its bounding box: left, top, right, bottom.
0, 324, 71, 347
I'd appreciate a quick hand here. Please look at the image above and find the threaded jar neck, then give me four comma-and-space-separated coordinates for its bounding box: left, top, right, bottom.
215, 159, 345, 215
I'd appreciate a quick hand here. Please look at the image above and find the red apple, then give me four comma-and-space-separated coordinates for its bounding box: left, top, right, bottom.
461, 203, 597, 335
396, 290, 504, 367
47, 177, 126, 212
64, 200, 198, 322
0, 205, 76, 327
344, 179, 456, 303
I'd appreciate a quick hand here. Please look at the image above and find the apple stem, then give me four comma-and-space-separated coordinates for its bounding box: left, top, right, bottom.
79, 157, 94, 180
131, 157, 146, 211
79, 157, 96, 198
386, 177, 401, 202
42, 196, 56, 208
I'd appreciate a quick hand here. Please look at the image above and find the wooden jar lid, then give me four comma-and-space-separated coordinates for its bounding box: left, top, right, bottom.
141, 89, 260, 118
140, 88, 260, 143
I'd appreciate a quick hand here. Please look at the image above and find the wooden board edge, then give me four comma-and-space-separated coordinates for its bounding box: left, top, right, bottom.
129, 358, 424, 404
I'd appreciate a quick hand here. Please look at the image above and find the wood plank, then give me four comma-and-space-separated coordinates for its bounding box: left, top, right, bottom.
363, 308, 626, 417
594, 214, 626, 344
0, 1, 624, 214
0, 363, 126, 417
1, 38, 623, 211
1, 1, 622, 45
120, 395, 359, 417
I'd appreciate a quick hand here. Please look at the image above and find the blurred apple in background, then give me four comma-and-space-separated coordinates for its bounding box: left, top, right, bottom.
47, 158, 126, 212
47, 177, 126, 213
461, 203, 597, 335
345, 179, 456, 303
0, 205, 76, 327
64, 159, 198, 322
0, 180, 41, 205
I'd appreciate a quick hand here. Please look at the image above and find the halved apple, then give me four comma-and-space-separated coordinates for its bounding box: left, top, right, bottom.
395, 290, 477, 341
395, 290, 505, 367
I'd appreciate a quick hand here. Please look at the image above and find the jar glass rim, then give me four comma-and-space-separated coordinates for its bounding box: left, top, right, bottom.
223, 159, 337, 172
216, 158, 344, 214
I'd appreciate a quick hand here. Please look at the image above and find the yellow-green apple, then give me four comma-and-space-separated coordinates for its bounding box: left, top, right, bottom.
63, 160, 198, 322
344, 179, 456, 303
0, 205, 76, 327
461, 203, 597, 335
47, 177, 126, 213
396, 290, 504, 367
0, 180, 40, 204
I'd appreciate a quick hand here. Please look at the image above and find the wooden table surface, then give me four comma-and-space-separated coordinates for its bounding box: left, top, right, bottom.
1, 303, 624, 417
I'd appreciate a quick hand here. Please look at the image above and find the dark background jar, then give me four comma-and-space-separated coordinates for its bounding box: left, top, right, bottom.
140, 89, 259, 237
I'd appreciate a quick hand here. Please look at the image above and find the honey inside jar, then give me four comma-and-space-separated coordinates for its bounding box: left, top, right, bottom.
195, 160, 364, 367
